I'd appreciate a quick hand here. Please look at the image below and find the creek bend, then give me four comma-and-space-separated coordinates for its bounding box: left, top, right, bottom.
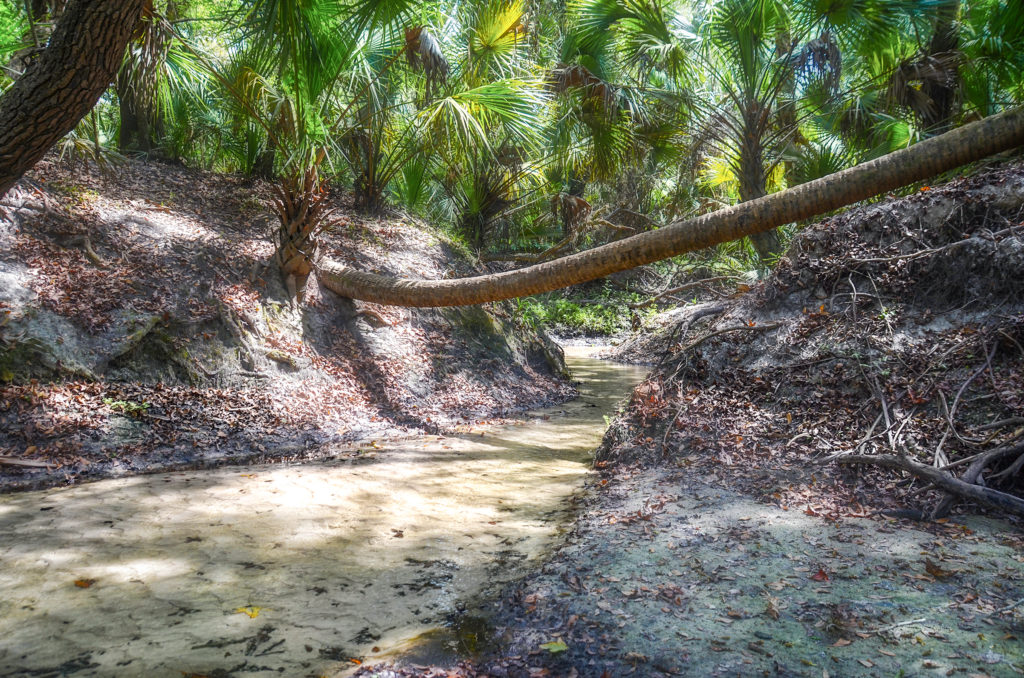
0, 347, 647, 677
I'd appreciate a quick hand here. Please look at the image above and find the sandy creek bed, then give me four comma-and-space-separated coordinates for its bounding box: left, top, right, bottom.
0, 348, 647, 677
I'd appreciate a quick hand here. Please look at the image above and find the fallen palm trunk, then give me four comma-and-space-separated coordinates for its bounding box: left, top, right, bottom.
318, 107, 1024, 307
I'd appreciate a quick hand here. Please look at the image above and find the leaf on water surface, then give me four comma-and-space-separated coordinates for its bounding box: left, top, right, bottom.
539, 640, 568, 653
235, 605, 264, 618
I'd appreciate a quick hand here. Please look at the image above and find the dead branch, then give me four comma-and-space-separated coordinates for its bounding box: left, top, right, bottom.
679, 322, 782, 354
931, 441, 1024, 518
872, 377, 896, 450
848, 226, 1017, 265
837, 452, 1024, 518
0, 456, 53, 469
628, 276, 744, 309
481, 235, 575, 265
978, 416, 1024, 431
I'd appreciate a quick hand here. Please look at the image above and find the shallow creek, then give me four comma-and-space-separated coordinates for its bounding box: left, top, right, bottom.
0, 348, 647, 677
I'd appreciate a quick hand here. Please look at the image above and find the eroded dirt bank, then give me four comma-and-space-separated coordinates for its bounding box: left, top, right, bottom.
0, 159, 571, 492
0, 349, 646, 678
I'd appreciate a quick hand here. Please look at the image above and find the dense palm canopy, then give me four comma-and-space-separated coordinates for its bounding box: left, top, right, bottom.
1, 0, 1022, 279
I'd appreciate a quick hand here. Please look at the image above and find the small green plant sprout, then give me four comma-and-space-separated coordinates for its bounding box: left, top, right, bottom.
103, 398, 151, 416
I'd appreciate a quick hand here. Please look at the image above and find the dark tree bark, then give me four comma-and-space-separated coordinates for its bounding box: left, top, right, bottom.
737, 103, 782, 264
0, 0, 146, 197
920, 0, 960, 134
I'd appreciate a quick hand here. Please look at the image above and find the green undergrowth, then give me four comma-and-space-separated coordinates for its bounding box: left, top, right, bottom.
517, 290, 652, 338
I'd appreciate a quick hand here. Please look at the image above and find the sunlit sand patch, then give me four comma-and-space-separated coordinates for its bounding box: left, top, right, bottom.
0, 348, 647, 677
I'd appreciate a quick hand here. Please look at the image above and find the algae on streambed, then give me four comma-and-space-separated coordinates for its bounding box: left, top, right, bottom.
464, 473, 1024, 678
0, 348, 647, 678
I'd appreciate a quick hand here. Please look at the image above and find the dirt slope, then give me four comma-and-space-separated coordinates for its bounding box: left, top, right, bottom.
0, 159, 571, 491
604, 160, 1024, 520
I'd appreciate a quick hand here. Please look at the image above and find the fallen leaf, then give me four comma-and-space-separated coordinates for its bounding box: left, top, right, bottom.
235, 605, 264, 618
539, 640, 568, 654
924, 559, 954, 579
811, 568, 829, 582
74, 578, 96, 588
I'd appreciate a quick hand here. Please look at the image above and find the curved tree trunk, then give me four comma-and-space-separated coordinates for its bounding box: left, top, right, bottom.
319, 106, 1024, 307
0, 0, 146, 197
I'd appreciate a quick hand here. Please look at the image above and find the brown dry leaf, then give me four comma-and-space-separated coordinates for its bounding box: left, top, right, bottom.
811, 568, 830, 582
858, 659, 873, 668
924, 559, 954, 579
74, 578, 96, 588
831, 638, 852, 647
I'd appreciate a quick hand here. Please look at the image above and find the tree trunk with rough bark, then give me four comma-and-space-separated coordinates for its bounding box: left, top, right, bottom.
920, 0, 960, 134
736, 119, 782, 264
0, 0, 146, 197
318, 107, 1024, 307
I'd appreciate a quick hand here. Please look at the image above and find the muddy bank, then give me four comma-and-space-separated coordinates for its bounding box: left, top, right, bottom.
0, 159, 572, 492
0, 349, 646, 678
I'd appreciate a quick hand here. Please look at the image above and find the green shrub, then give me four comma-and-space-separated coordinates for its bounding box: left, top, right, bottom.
517, 297, 633, 336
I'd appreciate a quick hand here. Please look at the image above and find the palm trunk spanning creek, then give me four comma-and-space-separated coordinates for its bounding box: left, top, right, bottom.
0, 348, 647, 676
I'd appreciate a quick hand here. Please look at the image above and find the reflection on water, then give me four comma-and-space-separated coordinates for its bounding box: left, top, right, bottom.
0, 348, 647, 677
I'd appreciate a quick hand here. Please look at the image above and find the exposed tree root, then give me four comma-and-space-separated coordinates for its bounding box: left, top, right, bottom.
63, 233, 106, 267
837, 449, 1024, 518
628, 276, 743, 309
